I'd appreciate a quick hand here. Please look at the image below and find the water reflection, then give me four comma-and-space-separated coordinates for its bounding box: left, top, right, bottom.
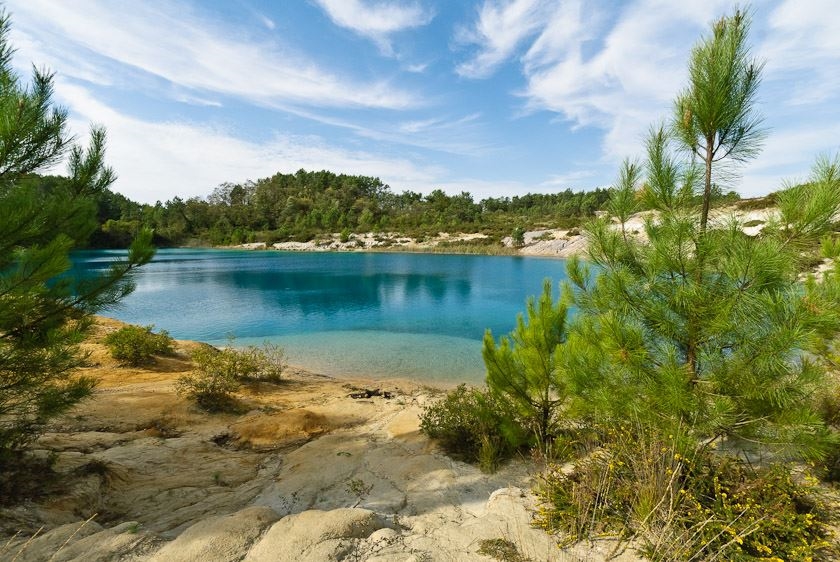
71, 249, 567, 381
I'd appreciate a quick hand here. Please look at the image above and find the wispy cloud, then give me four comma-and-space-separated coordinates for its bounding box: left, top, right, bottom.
456, 0, 839, 194
312, 0, 434, 55
8, 0, 417, 110
760, 0, 840, 106
51, 81, 448, 203
171, 93, 223, 108
262, 104, 494, 157
455, 0, 549, 78
540, 169, 598, 189
404, 62, 429, 73
520, 1, 734, 158
258, 14, 276, 30
740, 120, 840, 196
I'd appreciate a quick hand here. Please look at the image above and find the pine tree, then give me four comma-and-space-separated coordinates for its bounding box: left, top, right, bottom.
0, 11, 154, 462
483, 279, 568, 448
672, 8, 765, 232
560, 10, 840, 459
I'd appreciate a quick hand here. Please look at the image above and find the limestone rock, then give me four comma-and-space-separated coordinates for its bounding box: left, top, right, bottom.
148, 506, 279, 562
2, 519, 160, 562
42, 521, 159, 562
244, 508, 389, 562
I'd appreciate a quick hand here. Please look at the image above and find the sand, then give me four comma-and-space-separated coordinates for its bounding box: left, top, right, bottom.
0, 317, 640, 561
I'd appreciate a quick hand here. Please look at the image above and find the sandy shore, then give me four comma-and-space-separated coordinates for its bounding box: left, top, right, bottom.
228, 204, 784, 261
0, 317, 639, 561
232, 229, 587, 258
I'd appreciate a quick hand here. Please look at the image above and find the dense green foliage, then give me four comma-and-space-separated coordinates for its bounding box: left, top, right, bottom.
424, 282, 569, 470
483, 280, 567, 449
673, 8, 765, 231
541, 9, 840, 557
418, 384, 526, 473
423, 8, 840, 558
177, 343, 285, 412
562, 121, 840, 463
0, 12, 154, 461
536, 427, 836, 560
86, 169, 613, 247
104, 325, 174, 366
557, 7, 840, 461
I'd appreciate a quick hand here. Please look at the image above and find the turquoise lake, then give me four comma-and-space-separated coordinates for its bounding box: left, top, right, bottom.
74, 249, 569, 383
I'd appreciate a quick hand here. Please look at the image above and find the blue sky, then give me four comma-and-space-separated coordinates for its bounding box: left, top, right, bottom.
6, 0, 839, 204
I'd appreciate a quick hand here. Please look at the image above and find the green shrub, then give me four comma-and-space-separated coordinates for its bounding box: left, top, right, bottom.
419, 385, 526, 472
816, 385, 840, 482
177, 342, 285, 412
477, 538, 530, 561
820, 235, 840, 260
104, 325, 174, 366
735, 194, 776, 211
484, 279, 568, 451
535, 427, 837, 560
510, 227, 525, 247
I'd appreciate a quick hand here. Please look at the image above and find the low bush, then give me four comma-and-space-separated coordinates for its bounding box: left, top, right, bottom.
510, 227, 525, 247
419, 384, 527, 472
816, 384, 840, 482
177, 342, 285, 412
477, 538, 530, 561
535, 426, 837, 561
820, 234, 840, 260
735, 194, 776, 211
104, 324, 174, 366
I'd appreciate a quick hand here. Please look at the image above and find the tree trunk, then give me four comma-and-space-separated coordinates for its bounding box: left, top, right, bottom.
686, 342, 698, 383
700, 135, 715, 232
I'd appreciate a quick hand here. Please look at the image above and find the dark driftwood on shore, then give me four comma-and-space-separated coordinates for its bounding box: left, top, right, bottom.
349, 388, 394, 399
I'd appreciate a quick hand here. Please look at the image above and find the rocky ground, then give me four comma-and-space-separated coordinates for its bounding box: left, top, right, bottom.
0, 319, 640, 561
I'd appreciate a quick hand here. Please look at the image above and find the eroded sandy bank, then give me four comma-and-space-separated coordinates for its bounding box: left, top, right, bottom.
1, 318, 640, 561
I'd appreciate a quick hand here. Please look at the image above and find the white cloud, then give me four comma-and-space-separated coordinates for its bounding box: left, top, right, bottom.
171, 93, 223, 108
265, 105, 495, 157
313, 0, 434, 55
760, 0, 840, 106
404, 62, 429, 73
540, 169, 599, 189
53, 82, 443, 203
6, 0, 417, 110
7, 26, 114, 87
455, 0, 549, 78
739, 120, 840, 196
519, 1, 734, 160
259, 14, 277, 31
499, 0, 839, 195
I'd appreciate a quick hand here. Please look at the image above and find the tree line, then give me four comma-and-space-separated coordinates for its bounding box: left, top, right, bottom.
87, 171, 614, 248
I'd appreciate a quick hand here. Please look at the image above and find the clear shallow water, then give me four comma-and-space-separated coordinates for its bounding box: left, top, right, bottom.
73, 249, 568, 383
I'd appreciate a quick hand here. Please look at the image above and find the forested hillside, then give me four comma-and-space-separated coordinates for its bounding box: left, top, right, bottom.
69, 168, 745, 249
86, 169, 616, 247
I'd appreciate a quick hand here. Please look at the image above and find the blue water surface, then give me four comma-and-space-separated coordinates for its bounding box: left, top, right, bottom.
73, 249, 569, 383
